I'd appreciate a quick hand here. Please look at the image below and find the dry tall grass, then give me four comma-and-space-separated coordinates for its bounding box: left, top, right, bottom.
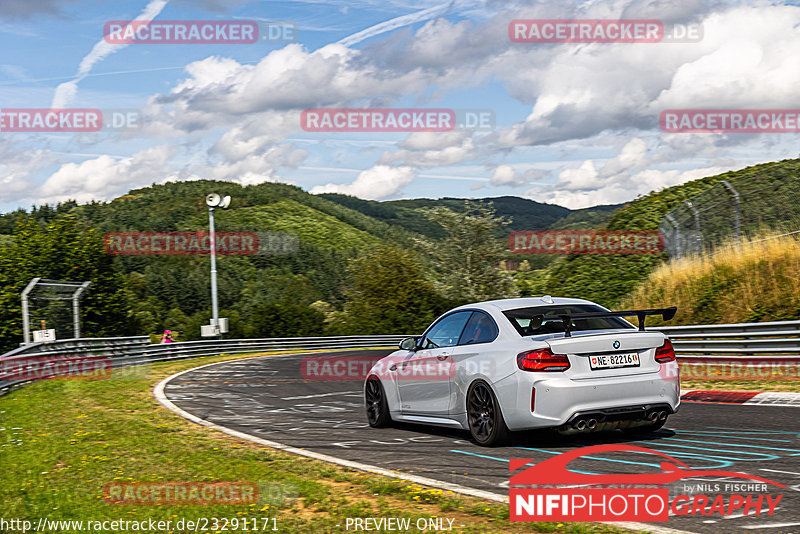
622, 232, 800, 325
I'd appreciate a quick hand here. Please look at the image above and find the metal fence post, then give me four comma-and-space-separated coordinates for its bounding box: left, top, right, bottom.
72, 282, 92, 339
20, 277, 41, 345
663, 214, 681, 258
683, 200, 702, 254
720, 180, 741, 240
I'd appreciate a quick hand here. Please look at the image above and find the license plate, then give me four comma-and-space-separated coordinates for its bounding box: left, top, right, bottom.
589, 353, 640, 370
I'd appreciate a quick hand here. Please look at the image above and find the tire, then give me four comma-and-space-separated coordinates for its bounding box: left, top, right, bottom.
365, 376, 392, 428
466, 381, 509, 446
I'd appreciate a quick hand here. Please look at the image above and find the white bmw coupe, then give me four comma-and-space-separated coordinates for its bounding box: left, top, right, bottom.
364, 296, 680, 446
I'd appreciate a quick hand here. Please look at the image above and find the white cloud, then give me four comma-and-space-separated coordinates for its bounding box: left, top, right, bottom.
379, 131, 476, 167
199, 145, 307, 186
526, 137, 731, 208
0, 140, 58, 204
496, 4, 800, 147
156, 43, 433, 116
209, 112, 304, 161
490, 164, 546, 188
310, 165, 416, 199
535, 165, 730, 209
37, 145, 178, 203
14, 0, 799, 212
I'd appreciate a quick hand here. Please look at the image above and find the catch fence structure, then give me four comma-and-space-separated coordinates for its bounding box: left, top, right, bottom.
659, 164, 800, 258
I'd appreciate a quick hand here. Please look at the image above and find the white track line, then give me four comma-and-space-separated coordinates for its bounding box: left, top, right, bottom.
154, 354, 698, 534
743, 522, 800, 529
281, 391, 360, 400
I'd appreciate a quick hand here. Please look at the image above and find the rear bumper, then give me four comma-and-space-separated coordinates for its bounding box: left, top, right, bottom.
496, 363, 681, 431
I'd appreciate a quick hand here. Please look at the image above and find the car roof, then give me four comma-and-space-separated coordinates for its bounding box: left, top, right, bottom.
454, 296, 603, 313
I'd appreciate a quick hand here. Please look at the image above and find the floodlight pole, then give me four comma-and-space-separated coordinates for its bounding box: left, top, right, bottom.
208, 205, 220, 332
72, 281, 92, 339
21, 277, 41, 345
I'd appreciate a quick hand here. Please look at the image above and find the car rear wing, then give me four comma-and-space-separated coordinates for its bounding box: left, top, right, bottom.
558, 307, 677, 337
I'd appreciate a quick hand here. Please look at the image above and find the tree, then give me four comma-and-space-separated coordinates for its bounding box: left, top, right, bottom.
415, 202, 518, 304
0, 216, 129, 352
330, 246, 449, 335
245, 300, 325, 338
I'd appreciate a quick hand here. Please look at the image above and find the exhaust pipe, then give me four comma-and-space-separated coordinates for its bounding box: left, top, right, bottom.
586, 418, 598, 430
658, 410, 668, 421
647, 411, 658, 421
573, 419, 587, 431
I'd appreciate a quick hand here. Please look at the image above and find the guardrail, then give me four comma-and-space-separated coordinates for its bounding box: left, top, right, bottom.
0, 335, 406, 396
653, 320, 800, 360
2, 319, 799, 396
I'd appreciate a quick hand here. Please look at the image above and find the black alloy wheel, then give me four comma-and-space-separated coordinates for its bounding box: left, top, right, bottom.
466, 381, 509, 446
365, 376, 391, 428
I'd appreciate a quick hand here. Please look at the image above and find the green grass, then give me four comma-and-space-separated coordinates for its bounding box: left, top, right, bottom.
623, 232, 800, 325
0, 351, 640, 534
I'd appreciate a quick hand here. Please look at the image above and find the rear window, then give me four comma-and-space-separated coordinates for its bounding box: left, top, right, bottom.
458, 312, 498, 345
503, 304, 635, 336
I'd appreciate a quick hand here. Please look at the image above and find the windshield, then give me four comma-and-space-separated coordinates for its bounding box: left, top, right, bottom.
503, 304, 635, 336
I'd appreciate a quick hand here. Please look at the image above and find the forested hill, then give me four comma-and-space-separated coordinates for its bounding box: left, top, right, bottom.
316, 194, 621, 237
0, 181, 622, 243
0, 179, 618, 351
1, 157, 797, 351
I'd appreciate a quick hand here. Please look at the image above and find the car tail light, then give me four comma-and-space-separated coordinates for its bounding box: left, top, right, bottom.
517, 349, 570, 372
655, 339, 676, 363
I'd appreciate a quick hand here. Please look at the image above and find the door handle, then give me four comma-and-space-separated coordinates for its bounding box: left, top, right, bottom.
437, 355, 449, 361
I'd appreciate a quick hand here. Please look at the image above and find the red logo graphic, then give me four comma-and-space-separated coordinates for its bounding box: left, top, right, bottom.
510, 444, 784, 522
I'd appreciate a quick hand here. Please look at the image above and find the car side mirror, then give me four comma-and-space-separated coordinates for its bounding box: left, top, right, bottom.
399, 337, 417, 351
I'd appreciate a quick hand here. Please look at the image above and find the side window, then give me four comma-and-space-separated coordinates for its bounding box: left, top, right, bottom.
420, 311, 472, 349
458, 312, 498, 345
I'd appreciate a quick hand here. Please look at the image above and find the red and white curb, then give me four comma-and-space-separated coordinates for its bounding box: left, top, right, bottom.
680, 390, 800, 407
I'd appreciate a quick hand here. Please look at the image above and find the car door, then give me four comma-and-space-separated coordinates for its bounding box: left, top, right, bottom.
448, 311, 500, 416
397, 311, 472, 415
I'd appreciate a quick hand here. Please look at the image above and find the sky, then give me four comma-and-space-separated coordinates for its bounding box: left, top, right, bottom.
0, 0, 798, 212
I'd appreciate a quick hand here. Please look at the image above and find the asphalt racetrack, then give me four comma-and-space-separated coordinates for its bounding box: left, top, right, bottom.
161, 350, 800, 534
